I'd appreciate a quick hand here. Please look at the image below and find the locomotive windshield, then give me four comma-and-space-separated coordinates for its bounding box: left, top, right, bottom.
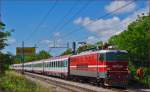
106, 52, 128, 62
99, 51, 128, 62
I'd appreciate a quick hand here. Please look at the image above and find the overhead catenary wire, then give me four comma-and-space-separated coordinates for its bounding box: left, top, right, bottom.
51, 0, 91, 38
50, 0, 78, 38
25, 0, 58, 41
60, 0, 136, 41
24, 0, 135, 53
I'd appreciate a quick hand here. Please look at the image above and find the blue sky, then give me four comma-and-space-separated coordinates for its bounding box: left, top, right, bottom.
1, 0, 148, 56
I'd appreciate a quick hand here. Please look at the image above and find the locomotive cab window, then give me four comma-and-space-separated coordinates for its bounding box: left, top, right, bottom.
106, 51, 128, 62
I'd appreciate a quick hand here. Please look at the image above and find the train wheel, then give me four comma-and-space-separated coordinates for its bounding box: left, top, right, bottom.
100, 79, 105, 87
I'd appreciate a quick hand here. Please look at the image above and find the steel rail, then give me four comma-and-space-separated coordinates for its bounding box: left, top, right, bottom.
24, 72, 115, 92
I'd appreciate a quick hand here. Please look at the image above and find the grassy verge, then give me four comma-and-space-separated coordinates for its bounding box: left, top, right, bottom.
0, 71, 52, 92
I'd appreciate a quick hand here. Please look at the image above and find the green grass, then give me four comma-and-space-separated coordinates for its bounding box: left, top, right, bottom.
0, 71, 53, 92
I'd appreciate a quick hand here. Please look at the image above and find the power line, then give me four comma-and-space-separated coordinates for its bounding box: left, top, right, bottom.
60, 0, 136, 41
51, 0, 91, 37
49, 1, 78, 39
25, 0, 58, 41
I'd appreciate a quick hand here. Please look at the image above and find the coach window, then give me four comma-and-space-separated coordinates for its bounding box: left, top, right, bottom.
44, 63, 46, 67
56, 61, 57, 67
57, 61, 59, 67
64, 60, 67, 67
51, 62, 53, 67
63, 61, 64, 67
61, 61, 63, 67
53, 62, 54, 67
49, 62, 51, 67
60, 61, 62, 67
58, 61, 59, 67
54, 62, 56, 67
47, 63, 48, 67
55, 61, 57, 67
59, 61, 61, 67
47, 63, 49, 67
53, 62, 54, 68
56, 61, 57, 68
58, 61, 60, 67
45, 63, 47, 67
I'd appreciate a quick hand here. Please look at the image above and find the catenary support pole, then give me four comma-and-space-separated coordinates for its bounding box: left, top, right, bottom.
22, 41, 24, 74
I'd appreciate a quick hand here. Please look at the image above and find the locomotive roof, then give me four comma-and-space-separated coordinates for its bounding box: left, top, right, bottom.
71, 50, 127, 57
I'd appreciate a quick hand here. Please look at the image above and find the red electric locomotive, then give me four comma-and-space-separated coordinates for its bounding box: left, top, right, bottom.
70, 50, 129, 87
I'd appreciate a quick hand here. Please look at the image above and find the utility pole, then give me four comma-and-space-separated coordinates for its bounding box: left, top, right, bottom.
22, 41, 24, 74
72, 42, 76, 55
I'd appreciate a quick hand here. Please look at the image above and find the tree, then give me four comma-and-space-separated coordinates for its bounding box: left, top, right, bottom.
95, 41, 103, 49
109, 16, 149, 68
108, 15, 149, 85
60, 48, 72, 56
0, 53, 14, 74
36, 50, 52, 60
0, 21, 5, 30
13, 50, 52, 63
0, 22, 12, 74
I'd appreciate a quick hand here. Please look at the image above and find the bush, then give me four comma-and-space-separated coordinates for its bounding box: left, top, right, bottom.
0, 71, 52, 92
129, 63, 149, 87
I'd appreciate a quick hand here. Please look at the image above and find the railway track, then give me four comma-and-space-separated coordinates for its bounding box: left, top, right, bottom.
24, 72, 127, 92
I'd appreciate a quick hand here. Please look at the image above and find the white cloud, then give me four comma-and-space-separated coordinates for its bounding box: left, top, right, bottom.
41, 39, 64, 47
74, 16, 123, 41
7, 38, 16, 44
86, 36, 99, 44
73, 17, 92, 26
105, 0, 136, 14
74, 7, 148, 41
41, 39, 52, 44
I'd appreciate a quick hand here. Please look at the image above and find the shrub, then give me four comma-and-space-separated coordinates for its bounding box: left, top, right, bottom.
0, 71, 52, 92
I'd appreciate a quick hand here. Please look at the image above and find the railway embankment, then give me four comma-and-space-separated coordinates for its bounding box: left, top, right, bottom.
0, 71, 53, 92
